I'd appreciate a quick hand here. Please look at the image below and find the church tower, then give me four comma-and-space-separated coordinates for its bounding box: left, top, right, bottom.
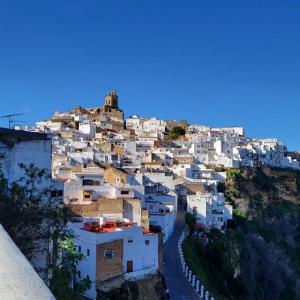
104, 90, 118, 109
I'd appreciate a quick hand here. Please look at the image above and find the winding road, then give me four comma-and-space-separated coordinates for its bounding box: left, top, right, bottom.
163, 208, 200, 300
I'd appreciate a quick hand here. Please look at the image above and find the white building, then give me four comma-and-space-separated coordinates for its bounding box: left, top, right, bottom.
0, 127, 64, 282
0, 128, 52, 183
187, 191, 232, 231
79, 120, 96, 138
68, 217, 159, 300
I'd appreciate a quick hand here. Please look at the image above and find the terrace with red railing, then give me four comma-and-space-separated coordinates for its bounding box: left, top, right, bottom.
82, 219, 138, 234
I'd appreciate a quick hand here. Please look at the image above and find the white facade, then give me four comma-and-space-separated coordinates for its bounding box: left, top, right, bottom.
0, 129, 52, 184
187, 191, 232, 230
144, 193, 176, 242
68, 219, 159, 300
79, 121, 96, 138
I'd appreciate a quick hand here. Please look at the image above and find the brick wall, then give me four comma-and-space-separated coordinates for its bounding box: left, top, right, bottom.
96, 239, 123, 282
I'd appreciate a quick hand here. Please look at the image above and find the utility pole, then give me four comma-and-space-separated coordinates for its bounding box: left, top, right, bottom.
0, 113, 26, 129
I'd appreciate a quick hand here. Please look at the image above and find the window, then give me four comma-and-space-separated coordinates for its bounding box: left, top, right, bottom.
87, 249, 90, 256
121, 190, 129, 195
128, 238, 133, 243
104, 250, 115, 259
78, 246, 81, 253
84, 194, 91, 199
83, 179, 93, 186
84, 179, 100, 186
145, 240, 150, 245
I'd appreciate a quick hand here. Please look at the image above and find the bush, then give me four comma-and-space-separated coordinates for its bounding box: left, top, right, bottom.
186, 213, 196, 232
233, 208, 246, 219
252, 168, 275, 192
225, 187, 240, 199
217, 182, 226, 193
166, 126, 186, 140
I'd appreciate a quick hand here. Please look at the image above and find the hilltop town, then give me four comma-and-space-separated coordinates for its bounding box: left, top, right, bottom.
1, 91, 299, 300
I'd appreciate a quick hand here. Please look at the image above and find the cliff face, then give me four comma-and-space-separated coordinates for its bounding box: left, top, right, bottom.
97, 273, 168, 300
217, 167, 300, 300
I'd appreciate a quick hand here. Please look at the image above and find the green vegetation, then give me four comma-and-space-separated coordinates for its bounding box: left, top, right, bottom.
251, 167, 275, 192
50, 237, 91, 300
225, 186, 240, 200
233, 208, 246, 219
183, 229, 245, 300
185, 212, 196, 232
0, 163, 67, 261
217, 181, 226, 193
184, 167, 300, 300
226, 168, 241, 179
0, 163, 88, 299
166, 126, 186, 140
183, 238, 228, 300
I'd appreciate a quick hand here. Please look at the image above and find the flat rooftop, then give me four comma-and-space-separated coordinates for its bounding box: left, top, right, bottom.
0, 127, 50, 146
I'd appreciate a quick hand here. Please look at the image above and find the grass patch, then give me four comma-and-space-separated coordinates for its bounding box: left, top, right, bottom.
233, 208, 246, 219
182, 238, 231, 300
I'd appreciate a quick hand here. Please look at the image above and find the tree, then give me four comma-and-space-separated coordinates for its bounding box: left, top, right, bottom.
0, 162, 75, 281
0, 163, 68, 262
186, 212, 196, 232
166, 126, 186, 140
50, 236, 91, 300
0, 162, 89, 297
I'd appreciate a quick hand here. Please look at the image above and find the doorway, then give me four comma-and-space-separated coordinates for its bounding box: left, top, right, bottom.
126, 260, 133, 273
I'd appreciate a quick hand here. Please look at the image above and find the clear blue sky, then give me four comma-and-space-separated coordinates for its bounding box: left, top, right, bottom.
0, 1, 300, 149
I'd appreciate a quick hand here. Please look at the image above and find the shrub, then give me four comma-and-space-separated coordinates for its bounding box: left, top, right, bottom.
166, 126, 186, 140
186, 213, 196, 232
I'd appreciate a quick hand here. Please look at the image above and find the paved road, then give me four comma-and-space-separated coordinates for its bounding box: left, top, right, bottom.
163, 208, 200, 300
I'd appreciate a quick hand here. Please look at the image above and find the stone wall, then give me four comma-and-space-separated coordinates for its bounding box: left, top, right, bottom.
104, 167, 127, 185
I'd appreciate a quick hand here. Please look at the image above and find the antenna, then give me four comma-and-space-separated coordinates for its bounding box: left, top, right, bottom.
0, 113, 27, 129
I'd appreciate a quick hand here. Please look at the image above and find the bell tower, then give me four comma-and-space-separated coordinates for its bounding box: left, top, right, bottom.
104, 90, 118, 109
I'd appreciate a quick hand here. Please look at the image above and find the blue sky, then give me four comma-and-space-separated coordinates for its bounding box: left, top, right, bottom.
0, 1, 300, 149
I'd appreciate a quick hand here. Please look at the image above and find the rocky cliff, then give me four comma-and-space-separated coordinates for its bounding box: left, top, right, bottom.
185, 166, 300, 300
225, 166, 300, 300
97, 273, 168, 300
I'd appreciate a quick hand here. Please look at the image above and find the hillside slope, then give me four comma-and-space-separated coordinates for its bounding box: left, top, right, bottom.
185, 166, 300, 300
